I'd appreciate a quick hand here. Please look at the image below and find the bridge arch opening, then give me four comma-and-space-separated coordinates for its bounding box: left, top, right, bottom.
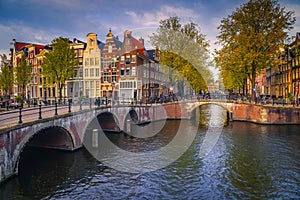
191, 103, 229, 127
83, 111, 121, 150
16, 126, 75, 175
96, 112, 121, 132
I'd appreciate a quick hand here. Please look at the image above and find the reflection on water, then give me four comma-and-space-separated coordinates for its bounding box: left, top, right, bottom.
0, 105, 300, 199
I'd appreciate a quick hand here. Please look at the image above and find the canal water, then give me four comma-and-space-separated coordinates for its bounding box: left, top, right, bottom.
0, 105, 300, 199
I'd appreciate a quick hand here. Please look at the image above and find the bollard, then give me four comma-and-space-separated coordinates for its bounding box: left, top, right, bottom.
55, 102, 58, 115
80, 99, 82, 110
228, 111, 233, 121
90, 98, 92, 109
38, 104, 42, 119
18, 107, 22, 124
68, 100, 71, 113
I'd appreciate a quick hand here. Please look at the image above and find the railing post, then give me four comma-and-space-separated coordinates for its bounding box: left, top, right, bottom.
97, 97, 100, 107
68, 100, 71, 113
106, 96, 108, 106
80, 99, 82, 110
18, 107, 22, 124
55, 102, 58, 115
38, 104, 42, 119
90, 98, 92, 109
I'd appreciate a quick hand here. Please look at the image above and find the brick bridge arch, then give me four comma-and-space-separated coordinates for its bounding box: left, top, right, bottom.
0, 106, 152, 182
186, 101, 234, 116
15, 126, 76, 173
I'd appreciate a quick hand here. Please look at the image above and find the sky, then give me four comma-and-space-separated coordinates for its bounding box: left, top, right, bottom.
0, 0, 300, 60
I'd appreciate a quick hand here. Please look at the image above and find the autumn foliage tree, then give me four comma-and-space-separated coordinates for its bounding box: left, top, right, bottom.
14, 54, 32, 103
150, 16, 212, 95
0, 55, 13, 100
42, 37, 78, 103
215, 0, 295, 100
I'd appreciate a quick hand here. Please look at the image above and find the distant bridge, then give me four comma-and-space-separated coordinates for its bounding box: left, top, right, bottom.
0, 99, 300, 183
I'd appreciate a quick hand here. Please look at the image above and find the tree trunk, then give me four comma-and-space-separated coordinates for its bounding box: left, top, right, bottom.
59, 84, 63, 104
251, 66, 256, 103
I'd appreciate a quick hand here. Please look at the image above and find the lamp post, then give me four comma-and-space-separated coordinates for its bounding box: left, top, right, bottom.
296, 85, 299, 106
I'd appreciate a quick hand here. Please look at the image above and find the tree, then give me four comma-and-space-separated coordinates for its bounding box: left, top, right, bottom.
0, 60, 13, 100
215, 0, 295, 101
14, 54, 32, 103
150, 16, 212, 95
42, 37, 78, 103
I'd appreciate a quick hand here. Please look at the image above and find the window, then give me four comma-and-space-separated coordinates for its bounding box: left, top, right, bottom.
74, 69, 78, 78
120, 56, 124, 64
79, 69, 83, 78
131, 55, 136, 63
85, 58, 89, 66
95, 57, 100, 66
85, 69, 89, 77
132, 67, 136, 76
126, 57, 130, 64
126, 67, 130, 76
112, 72, 117, 82
103, 58, 108, 68
104, 72, 109, 82
90, 58, 94, 66
108, 45, 112, 53
125, 46, 130, 52
90, 81, 94, 97
112, 59, 117, 68
121, 68, 125, 76
90, 68, 94, 77
95, 68, 100, 77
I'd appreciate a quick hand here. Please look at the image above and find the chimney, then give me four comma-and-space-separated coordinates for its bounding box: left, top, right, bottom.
124, 30, 132, 38
139, 37, 144, 46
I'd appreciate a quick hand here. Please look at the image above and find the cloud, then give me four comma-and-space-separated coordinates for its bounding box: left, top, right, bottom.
124, 4, 202, 27
285, 3, 300, 37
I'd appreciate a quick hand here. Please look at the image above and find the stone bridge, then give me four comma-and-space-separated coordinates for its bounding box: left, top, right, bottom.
1, 100, 300, 183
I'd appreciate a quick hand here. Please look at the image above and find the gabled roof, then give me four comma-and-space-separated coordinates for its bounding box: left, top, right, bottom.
15, 42, 30, 52
131, 37, 146, 55
14, 41, 47, 55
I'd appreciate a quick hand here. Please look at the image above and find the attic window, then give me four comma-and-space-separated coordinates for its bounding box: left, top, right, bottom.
90, 39, 94, 46
108, 45, 112, 53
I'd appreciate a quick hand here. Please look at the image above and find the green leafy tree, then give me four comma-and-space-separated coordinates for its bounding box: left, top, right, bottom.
14, 54, 32, 103
150, 16, 212, 95
215, 0, 295, 100
0, 61, 13, 100
42, 37, 78, 103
